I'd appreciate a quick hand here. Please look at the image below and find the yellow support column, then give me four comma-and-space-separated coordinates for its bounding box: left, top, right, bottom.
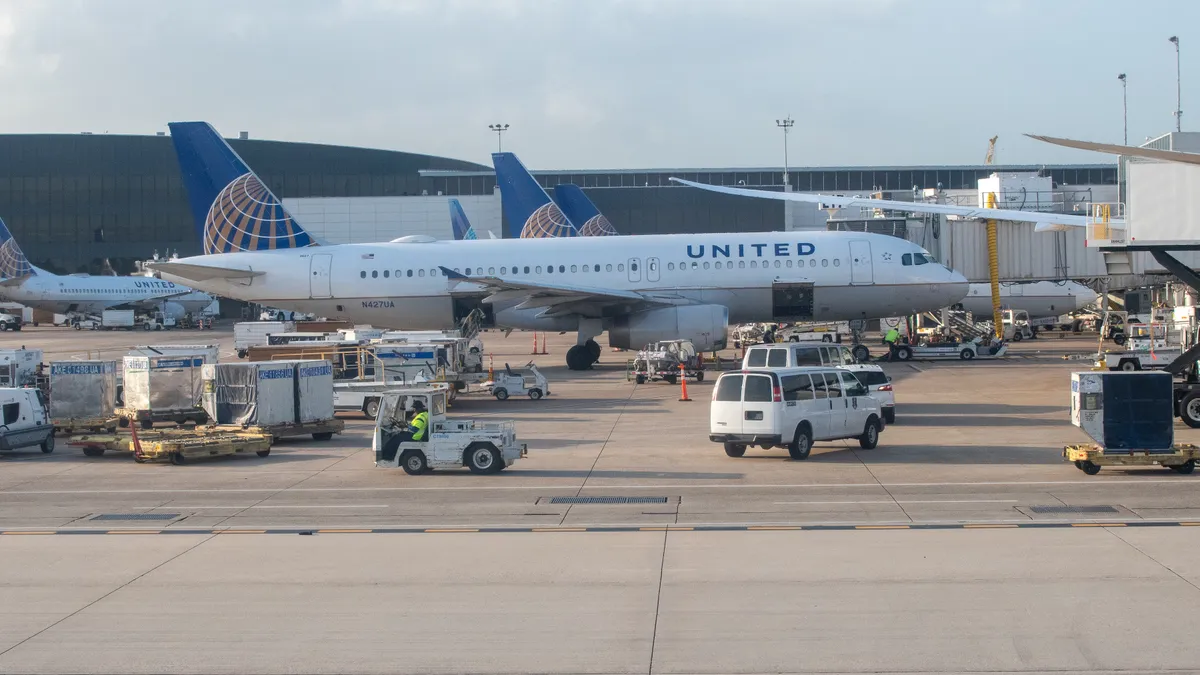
984, 192, 1003, 339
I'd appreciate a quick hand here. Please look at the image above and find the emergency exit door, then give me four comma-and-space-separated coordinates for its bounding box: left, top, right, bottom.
849, 240, 873, 285
309, 254, 332, 298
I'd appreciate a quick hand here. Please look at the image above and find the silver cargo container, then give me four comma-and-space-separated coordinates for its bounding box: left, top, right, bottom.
49, 361, 118, 420
201, 362, 297, 427
122, 354, 205, 413
291, 359, 335, 423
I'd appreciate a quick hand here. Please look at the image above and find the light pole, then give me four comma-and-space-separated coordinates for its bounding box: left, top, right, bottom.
488, 123, 510, 152
1170, 36, 1182, 132
1118, 73, 1128, 145
775, 116, 794, 190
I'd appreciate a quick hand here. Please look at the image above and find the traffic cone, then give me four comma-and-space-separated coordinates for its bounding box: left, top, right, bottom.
540, 333, 548, 355
678, 363, 692, 402
531, 332, 539, 355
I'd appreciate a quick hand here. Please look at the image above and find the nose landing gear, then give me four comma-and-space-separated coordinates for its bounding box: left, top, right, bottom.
566, 339, 602, 371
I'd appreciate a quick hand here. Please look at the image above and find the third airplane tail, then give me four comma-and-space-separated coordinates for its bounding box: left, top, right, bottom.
492, 152, 576, 239
169, 121, 318, 254
0, 216, 36, 281
448, 199, 478, 240
552, 184, 619, 236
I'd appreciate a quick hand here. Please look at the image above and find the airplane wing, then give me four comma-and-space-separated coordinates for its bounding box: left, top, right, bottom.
439, 266, 688, 317
1027, 134, 1200, 166
668, 178, 1103, 233
147, 261, 265, 281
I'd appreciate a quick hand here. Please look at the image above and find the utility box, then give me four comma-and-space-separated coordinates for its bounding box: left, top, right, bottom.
977, 172, 1056, 211
0, 348, 42, 387
201, 362, 297, 427
1071, 371, 1174, 451
122, 354, 205, 414
49, 361, 118, 420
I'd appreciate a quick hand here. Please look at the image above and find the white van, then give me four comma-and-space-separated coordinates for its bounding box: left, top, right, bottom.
0, 387, 54, 454
742, 343, 862, 370
710, 367, 883, 460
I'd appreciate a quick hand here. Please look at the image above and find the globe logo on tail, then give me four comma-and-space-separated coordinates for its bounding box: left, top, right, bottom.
579, 214, 618, 237
204, 173, 315, 254
520, 202, 574, 238
0, 237, 32, 280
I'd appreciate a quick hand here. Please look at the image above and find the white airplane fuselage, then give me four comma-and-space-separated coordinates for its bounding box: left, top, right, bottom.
0, 273, 211, 315
158, 232, 968, 336
958, 281, 1098, 319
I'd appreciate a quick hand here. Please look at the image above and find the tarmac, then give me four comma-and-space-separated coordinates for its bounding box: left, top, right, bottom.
3, 324, 1200, 674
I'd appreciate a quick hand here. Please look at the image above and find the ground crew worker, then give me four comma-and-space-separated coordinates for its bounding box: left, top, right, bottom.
408, 399, 430, 442
884, 326, 901, 361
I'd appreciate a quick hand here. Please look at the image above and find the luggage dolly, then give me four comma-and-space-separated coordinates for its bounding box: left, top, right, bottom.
1063, 443, 1199, 476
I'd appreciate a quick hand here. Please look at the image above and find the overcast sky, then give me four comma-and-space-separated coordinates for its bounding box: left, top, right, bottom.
0, 0, 1196, 170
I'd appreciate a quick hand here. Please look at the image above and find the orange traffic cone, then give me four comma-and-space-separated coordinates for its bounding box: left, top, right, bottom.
678, 363, 692, 402
540, 333, 548, 355
531, 332, 539, 355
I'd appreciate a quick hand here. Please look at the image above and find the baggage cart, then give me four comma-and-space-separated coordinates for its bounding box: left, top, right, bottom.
69, 426, 274, 463
1064, 443, 1199, 475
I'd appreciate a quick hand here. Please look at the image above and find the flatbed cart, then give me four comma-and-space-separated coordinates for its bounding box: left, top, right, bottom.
233, 418, 345, 442
53, 415, 119, 435
113, 406, 208, 430
1063, 443, 1199, 475
69, 426, 273, 464
891, 338, 1008, 362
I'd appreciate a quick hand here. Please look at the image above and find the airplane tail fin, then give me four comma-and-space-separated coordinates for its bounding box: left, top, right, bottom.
492, 152, 576, 238
168, 121, 317, 254
0, 217, 35, 280
553, 184, 619, 236
448, 199, 477, 240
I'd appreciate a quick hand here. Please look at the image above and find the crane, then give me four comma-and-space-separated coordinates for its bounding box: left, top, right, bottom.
985, 135, 998, 165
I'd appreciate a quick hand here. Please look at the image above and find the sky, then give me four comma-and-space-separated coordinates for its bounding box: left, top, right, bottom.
0, 0, 1197, 170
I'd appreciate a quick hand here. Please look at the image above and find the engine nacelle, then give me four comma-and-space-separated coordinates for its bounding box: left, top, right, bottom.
609, 305, 728, 351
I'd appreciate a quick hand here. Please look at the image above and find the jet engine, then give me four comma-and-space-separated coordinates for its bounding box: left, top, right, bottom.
609, 305, 728, 351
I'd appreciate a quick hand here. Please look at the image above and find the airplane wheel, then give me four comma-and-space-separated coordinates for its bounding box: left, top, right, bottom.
586, 339, 601, 362
565, 345, 591, 370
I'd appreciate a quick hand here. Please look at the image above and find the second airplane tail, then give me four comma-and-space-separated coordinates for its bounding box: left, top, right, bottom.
0, 216, 35, 281
553, 184, 619, 236
169, 122, 317, 254
448, 199, 478, 240
492, 152, 576, 238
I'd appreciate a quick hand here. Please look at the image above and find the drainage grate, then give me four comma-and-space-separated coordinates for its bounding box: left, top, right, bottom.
548, 496, 668, 505
91, 513, 180, 521
1028, 505, 1118, 514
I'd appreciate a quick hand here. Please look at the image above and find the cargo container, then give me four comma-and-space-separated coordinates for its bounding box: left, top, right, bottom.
234, 321, 295, 358
201, 359, 340, 441
49, 360, 119, 431
118, 354, 207, 428
1071, 371, 1173, 452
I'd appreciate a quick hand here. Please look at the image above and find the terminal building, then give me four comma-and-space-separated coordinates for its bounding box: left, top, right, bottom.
0, 131, 1128, 282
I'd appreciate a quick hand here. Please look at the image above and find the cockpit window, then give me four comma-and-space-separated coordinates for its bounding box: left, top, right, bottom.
913, 253, 930, 265
901, 253, 912, 266
903, 252, 932, 266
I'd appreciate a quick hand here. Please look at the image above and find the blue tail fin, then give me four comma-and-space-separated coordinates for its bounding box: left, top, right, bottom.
448, 199, 477, 241
552, 184, 619, 236
168, 122, 316, 254
0, 217, 35, 280
492, 152, 576, 238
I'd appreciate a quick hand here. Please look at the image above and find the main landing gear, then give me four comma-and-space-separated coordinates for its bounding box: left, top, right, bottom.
566, 339, 602, 371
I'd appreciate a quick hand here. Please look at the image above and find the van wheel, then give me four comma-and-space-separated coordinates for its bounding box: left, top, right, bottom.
400, 449, 428, 475
363, 398, 380, 418
40, 433, 55, 453
894, 346, 912, 362
788, 426, 812, 460
1119, 360, 1140, 371
723, 442, 746, 457
528, 389, 542, 400
858, 417, 881, 449
852, 345, 871, 363
960, 348, 974, 360
1113, 333, 1127, 346
1011, 331, 1022, 342
494, 388, 509, 401
465, 442, 502, 474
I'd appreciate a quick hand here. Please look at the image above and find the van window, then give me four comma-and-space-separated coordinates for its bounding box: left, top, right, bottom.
781, 373, 815, 401
766, 349, 788, 368
841, 371, 868, 397
2, 402, 18, 424
854, 370, 889, 386
714, 375, 744, 401
822, 372, 842, 398
794, 348, 822, 366
745, 348, 768, 367
744, 374, 774, 402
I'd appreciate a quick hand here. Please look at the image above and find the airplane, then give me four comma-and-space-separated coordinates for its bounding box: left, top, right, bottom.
492, 152, 578, 238
151, 121, 969, 370
449, 199, 478, 241
552, 184, 619, 236
0, 216, 214, 317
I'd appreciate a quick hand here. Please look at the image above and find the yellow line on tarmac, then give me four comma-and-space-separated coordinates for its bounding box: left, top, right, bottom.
1180, 522, 1200, 526
1071, 523, 1127, 527
317, 529, 372, 533
1, 531, 55, 535
855, 525, 910, 530
668, 527, 694, 531
424, 528, 479, 533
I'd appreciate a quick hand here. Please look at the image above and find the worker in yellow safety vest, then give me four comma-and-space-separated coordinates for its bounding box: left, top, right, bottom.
408, 400, 430, 442
884, 327, 901, 361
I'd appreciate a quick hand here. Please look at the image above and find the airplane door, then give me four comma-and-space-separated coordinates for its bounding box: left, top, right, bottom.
309, 254, 332, 299
646, 257, 661, 282
628, 258, 642, 283
849, 240, 873, 285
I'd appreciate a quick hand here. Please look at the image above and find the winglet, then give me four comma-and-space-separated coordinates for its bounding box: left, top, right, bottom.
1026, 133, 1200, 166
0, 216, 35, 281
168, 121, 318, 254
492, 152, 576, 238
553, 184, 618, 236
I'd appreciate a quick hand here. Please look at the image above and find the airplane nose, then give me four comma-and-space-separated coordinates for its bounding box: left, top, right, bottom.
944, 270, 969, 305
1075, 287, 1100, 310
